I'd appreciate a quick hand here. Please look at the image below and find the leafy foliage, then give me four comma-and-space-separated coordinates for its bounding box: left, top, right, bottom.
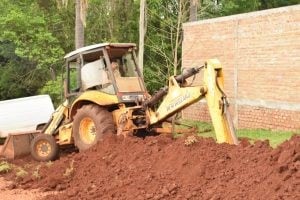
0, 0, 64, 100
39, 76, 64, 107
86, 0, 139, 44
144, 0, 190, 93
0, 0, 298, 100
0, 41, 48, 100
220, 0, 261, 15
219, 0, 299, 16
0, 0, 64, 69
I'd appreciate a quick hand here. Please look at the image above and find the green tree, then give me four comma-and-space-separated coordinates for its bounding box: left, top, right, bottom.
0, 41, 48, 100
220, 0, 261, 15
143, 0, 190, 93
85, 0, 138, 44
0, 0, 64, 100
219, 0, 299, 16
1, 0, 298, 101
39, 75, 64, 107
0, 0, 64, 69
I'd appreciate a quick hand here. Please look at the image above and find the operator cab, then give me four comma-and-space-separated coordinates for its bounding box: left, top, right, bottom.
64, 43, 147, 103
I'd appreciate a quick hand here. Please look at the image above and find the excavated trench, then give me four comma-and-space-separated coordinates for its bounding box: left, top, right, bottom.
1, 133, 300, 200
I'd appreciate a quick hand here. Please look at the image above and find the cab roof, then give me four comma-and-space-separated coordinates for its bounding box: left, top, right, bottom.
64, 43, 136, 59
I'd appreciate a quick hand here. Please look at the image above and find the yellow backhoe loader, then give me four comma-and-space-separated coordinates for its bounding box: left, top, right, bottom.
1, 43, 238, 161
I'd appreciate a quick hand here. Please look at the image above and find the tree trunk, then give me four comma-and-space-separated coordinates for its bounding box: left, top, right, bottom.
174, 0, 186, 76
75, 0, 84, 49
189, 0, 198, 22
138, 0, 146, 75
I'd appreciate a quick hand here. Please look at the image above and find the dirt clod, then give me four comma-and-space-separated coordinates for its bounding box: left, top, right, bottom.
2, 134, 300, 200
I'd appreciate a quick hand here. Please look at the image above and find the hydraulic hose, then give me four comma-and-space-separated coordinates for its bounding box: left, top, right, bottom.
175, 66, 204, 83
143, 66, 204, 108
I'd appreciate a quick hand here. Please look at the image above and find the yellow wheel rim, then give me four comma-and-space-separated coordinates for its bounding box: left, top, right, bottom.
36, 140, 52, 157
79, 117, 96, 144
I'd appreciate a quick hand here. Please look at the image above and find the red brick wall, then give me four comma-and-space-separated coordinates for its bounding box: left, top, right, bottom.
182, 5, 300, 131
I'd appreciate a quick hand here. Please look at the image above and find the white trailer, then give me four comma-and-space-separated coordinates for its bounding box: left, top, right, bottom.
0, 95, 54, 138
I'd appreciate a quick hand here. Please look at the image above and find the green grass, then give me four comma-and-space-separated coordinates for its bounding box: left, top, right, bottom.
176, 119, 299, 148
32, 165, 41, 180
237, 129, 298, 147
16, 167, 28, 178
0, 161, 12, 173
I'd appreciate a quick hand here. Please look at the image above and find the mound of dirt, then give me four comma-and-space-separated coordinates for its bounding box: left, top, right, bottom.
10, 134, 300, 199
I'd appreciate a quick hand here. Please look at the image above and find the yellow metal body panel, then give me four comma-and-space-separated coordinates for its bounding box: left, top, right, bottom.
71, 90, 119, 108
57, 123, 73, 145
44, 100, 69, 135
149, 76, 206, 124
203, 59, 237, 144
70, 90, 119, 119
57, 91, 119, 144
148, 59, 238, 145
43, 59, 237, 146
45, 91, 119, 145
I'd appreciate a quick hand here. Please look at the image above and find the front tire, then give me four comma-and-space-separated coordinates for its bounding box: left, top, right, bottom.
73, 104, 115, 151
30, 134, 59, 161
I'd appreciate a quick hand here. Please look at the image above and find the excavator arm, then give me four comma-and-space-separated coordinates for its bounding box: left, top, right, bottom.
202, 59, 238, 145
145, 59, 238, 145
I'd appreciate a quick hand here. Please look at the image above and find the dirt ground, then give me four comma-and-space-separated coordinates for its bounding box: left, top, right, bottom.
1, 134, 299, 200
0, 176, 52, 200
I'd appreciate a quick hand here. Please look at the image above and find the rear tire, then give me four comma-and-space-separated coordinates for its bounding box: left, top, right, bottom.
73, 104, 115, 151
30, 134, 59, 161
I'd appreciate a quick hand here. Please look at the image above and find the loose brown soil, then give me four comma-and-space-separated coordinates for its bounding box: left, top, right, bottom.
1, 134, 300, 200
0, 177, 55, 200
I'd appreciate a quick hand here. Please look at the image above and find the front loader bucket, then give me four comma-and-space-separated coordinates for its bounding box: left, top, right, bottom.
0, 131, 39, 159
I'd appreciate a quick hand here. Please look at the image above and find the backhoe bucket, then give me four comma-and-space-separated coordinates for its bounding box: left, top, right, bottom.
0, 131, 39, 159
